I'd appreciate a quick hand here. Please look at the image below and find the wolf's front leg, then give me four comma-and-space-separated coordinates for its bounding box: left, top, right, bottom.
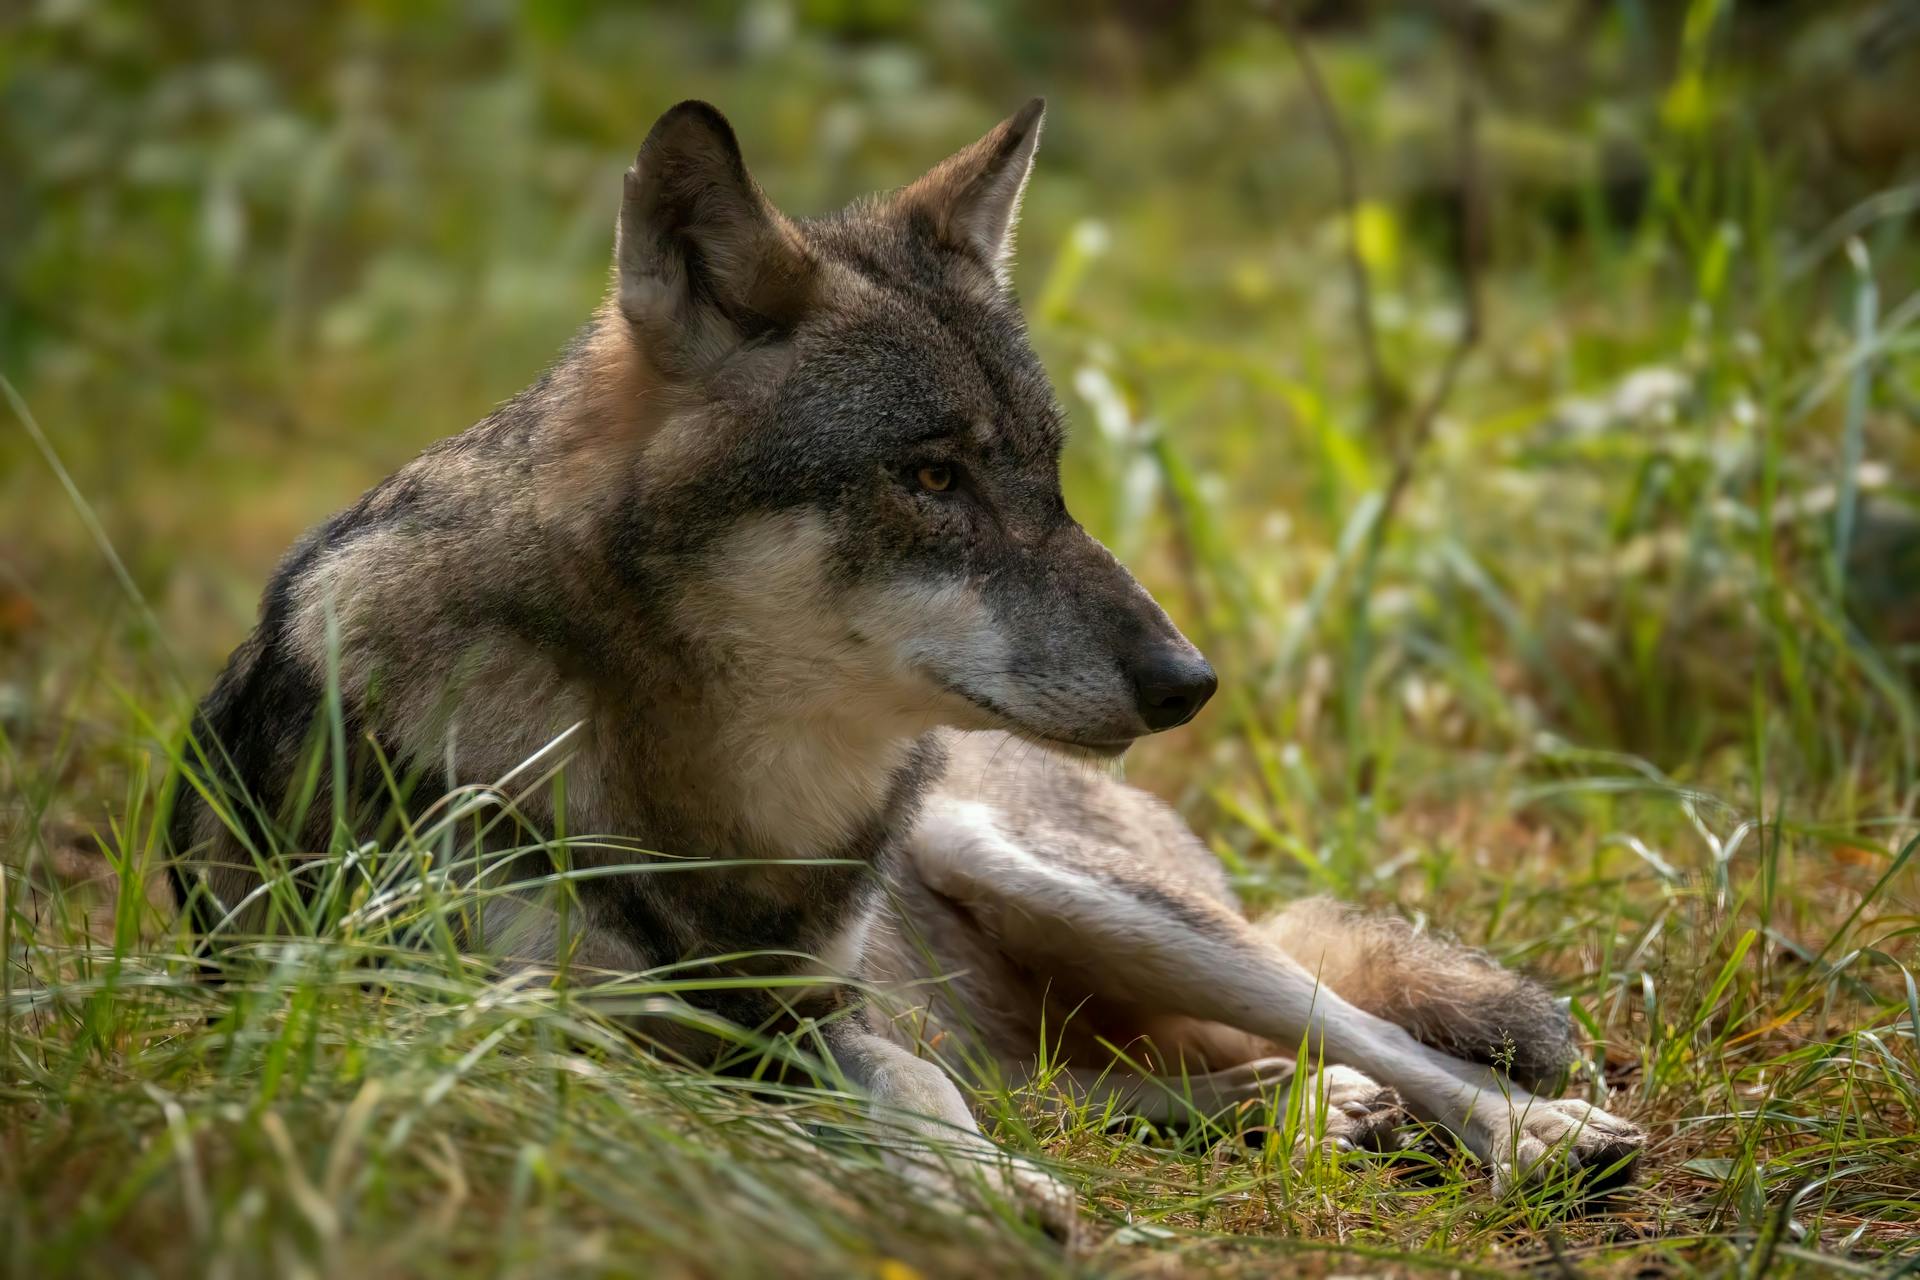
823, 1022, 1077, 1238
911, 799, 1644, 1191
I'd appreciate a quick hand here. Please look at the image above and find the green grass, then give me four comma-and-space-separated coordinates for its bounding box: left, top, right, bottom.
5, 3, 1919, 1276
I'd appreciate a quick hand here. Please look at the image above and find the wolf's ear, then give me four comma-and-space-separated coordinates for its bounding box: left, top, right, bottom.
616, 101, 816, 372
895, 98, 1045, 285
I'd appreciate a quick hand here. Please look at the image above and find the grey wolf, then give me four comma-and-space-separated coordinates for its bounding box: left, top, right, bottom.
168, 98, 1643, 1232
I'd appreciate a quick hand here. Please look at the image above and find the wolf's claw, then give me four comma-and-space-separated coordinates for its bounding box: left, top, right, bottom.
1311, 1064, 1411, 1153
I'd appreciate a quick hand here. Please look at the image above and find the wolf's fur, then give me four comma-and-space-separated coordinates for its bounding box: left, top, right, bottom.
875, 735, 1642, 1193
170, 99, 1639, 1228
872, 732, 1577, 1092
1250, 898, 1578, 1090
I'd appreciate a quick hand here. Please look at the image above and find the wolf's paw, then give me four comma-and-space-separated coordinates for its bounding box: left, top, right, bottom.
1209, 1059, 1408, 1153
992, 1158, 1079, 1243
1307, 1064, 1410, 1153
895, 1152, 1078, 1243
1479, 1096, 1644, 1194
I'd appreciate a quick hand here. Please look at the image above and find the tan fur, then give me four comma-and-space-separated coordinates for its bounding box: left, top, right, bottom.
538, 305, 672, 534
669, 511, 945, 855
1252, 898, 1577, 1090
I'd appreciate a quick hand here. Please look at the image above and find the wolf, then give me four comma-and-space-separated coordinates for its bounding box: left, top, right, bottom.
168, 98, 1643, 1232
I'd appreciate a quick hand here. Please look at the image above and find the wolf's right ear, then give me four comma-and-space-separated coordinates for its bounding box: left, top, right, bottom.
893, 98, 1045, 287
616, 101, 816, 373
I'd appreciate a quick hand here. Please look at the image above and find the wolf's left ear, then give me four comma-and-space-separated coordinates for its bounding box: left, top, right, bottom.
895, 98, 1045, 285
617, 101, 816, 374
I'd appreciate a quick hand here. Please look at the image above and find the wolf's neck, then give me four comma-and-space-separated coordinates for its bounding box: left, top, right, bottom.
701, 700, 927, 859
601, 505, 948, 861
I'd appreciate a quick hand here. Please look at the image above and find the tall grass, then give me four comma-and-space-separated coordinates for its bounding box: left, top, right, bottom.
5, 3, 1919, 1276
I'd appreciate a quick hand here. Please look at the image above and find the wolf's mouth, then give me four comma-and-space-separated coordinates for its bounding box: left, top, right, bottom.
992, 721, 1135, 761
1021, 732, 1132, 760
926, 672, 1135, 759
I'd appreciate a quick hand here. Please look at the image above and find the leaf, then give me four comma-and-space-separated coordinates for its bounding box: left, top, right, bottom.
1683, 1157, 1736, 1181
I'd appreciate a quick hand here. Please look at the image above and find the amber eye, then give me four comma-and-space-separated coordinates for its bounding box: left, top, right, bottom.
916, 464, 954, 493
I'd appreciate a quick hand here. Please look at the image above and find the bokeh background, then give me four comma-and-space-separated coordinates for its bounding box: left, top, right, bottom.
6, 2, 1918, 811
4, 2, 1920, 1272
7, 0, 1920, 776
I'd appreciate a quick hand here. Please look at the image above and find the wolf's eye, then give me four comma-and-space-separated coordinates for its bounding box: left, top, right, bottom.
916, 464, 954, 493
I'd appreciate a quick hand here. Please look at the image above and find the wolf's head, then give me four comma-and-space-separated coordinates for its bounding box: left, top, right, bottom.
594, 99, 1212, 756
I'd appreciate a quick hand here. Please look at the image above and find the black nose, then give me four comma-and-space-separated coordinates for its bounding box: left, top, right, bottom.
1129, 649, 1217, 732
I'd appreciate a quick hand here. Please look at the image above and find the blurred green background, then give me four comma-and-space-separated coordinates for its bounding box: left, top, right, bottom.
4, 0, 1918, 868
